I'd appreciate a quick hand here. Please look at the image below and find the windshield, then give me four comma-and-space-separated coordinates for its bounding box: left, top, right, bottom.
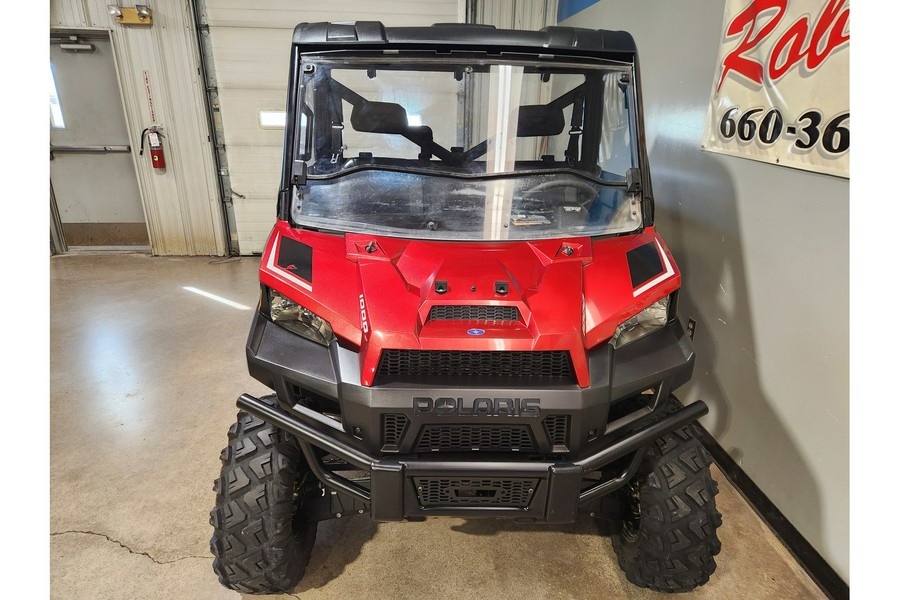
291, 52, 642, 240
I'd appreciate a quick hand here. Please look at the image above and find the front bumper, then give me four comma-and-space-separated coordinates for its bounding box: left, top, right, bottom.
242, 310, 700, 522
238, 392, 708, 522
247, 311, 696, 457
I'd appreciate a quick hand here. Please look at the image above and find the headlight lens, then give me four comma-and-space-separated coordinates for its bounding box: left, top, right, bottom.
269, 289, 335, 346
610, 295, 670, 348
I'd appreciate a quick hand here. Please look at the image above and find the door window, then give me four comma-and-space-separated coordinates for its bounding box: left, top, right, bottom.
50, 63, 65, 128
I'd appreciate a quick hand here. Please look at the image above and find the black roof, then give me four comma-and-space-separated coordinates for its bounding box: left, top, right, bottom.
292, 22, 636, 59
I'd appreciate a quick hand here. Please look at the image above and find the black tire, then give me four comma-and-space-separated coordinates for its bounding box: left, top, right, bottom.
210, 395, 318, 594
611, 403, 722, 593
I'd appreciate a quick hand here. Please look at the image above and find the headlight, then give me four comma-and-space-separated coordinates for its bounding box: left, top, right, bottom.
269, 289, 335, 346
610, 295, 670, 348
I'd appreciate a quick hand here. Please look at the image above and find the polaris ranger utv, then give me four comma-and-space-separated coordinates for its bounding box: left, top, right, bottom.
210, 21, 721, 594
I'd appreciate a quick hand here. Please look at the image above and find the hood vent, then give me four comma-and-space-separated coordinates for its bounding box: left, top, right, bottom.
428, 305, 520, 323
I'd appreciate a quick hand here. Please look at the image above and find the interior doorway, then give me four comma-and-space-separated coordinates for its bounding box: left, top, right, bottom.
50, 30, 148, 251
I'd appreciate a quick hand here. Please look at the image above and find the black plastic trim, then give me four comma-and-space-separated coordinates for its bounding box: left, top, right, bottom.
292, 22, 637, 56
236, 392, 708, 523
246, 311, 695, 458
626, 242, 663, 288
276, 236, 313, 282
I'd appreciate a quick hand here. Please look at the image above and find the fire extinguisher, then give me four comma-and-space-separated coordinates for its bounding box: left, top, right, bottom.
140, 126, 166, 170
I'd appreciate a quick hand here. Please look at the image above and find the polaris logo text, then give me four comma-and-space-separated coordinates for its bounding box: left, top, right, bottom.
413, 397, 541, 417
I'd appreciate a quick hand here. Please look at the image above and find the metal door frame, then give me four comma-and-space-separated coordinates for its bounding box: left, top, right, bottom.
49, 180, 67, 254
50, 27, 152, 253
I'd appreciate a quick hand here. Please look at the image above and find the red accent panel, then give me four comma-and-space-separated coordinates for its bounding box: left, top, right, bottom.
259, 221, 681, 389
259, 224, 363, 348
583, 227, 681, 349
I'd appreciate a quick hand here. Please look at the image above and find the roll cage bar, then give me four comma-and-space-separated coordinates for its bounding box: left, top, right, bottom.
312, 73, 593, 170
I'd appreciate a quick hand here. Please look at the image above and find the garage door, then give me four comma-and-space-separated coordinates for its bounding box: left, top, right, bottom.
205, 1, 463, 254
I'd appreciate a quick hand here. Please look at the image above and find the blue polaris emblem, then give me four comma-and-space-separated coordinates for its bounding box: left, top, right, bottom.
467, 328, 485, 336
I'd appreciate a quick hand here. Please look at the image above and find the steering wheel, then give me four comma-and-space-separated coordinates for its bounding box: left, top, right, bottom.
522, 179, 600, 209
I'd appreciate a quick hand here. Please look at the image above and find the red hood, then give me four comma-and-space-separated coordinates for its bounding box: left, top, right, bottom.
259, 221, 680, 387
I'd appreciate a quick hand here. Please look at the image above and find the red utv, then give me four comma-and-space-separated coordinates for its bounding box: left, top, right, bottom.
210, 21, 721, 594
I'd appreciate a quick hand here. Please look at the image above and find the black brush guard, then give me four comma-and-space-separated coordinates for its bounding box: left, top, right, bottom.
237, 393, 708, 523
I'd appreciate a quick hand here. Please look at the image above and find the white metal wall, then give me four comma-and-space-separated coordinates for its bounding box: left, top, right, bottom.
50, 0, 226, 256
204, 0, 463, 254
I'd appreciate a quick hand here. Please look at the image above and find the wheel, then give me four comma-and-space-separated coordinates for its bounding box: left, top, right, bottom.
210, 395, 318, 594
611, 402, 722, 593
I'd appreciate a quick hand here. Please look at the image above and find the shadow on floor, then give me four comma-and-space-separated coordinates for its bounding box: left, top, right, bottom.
449, 510, 605, 537
290, 515, 379, 594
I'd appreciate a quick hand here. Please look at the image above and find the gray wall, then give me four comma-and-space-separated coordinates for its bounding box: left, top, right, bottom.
561, 0, 848, 581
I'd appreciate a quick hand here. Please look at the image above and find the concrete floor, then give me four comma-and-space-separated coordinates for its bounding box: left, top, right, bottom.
50, 254, 826, 600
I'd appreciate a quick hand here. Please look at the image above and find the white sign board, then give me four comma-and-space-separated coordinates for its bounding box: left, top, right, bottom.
702, 0, 850, 178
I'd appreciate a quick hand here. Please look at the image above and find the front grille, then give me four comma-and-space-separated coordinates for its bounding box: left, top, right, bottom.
428, 305, 520, 323
414, 477, 539, 508
381, 413, 409, 449
543, 415, 570, 450
415, 424, 535, 452
376, 350, 574, 383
